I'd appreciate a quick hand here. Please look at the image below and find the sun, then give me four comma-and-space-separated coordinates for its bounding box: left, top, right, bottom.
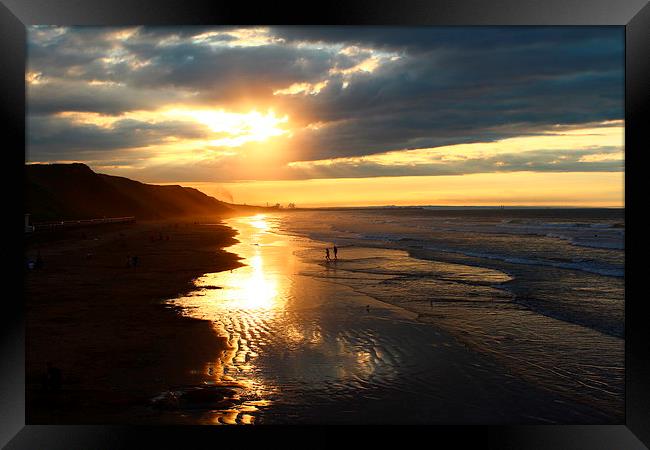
164, 108, 290, 147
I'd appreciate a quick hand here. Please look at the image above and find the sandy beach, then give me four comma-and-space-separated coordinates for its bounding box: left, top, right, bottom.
25, 211, 623, 425
25, 218, 242, 423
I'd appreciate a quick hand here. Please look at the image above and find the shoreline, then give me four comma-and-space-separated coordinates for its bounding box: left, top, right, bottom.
25, 218, 244, 423
271, 213, 623, 421
25, 212, 623, 424
167, 215, 617, 424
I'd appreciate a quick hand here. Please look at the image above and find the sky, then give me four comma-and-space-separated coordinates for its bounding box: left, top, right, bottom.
26, 26, 624, 207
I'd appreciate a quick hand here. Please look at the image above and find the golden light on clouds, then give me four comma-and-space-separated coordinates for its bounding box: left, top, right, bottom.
47, 113, 623, 208
55, 111, 132, 128
56, 107, 291, 148
288, 121, 624, 170
87, 79, 126, 87
109, 28, 140, 41
578, 153, 623, 163
329, 56, 382, 76
191, 27, 284, 48
26, 71, 45, 84
273, 80, 329, 96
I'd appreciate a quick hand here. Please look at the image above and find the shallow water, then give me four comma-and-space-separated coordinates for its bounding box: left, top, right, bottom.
164, 212, 623, 424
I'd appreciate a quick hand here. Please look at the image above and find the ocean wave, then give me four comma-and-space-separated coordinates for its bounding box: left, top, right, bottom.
422, 246, 623, 278
285, 214, 624, 278
343, 223, 624, 251
561, 236, 624, 250
500, 219, 624, 230
352, 232, 409, 243
492, 220, 624, 250
311, 231, 624, 277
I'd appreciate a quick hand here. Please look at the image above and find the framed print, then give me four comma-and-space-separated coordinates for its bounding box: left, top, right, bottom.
2, 0, 648, 448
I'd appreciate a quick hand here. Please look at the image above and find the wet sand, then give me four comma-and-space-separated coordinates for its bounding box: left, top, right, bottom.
166, 214, 615, 424
25, 219, 242, 423
26, 213, 620, 424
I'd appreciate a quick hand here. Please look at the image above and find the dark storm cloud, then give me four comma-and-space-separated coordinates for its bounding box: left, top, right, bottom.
271, 26, 623, 54
26, 26, 624, 179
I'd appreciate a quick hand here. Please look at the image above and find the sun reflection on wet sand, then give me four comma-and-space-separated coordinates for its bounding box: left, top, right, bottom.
192, 215, 284, 312
166, 214, 290, 423
168, 213, 406, 423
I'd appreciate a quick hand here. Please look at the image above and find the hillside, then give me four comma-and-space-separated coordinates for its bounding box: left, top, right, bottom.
25, 163, 234, 222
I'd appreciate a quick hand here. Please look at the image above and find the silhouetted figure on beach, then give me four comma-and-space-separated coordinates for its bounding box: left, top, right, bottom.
132, 255, 139, 268
366, 304, 370, 313
333, 245, 338, 260
44, 362, 62, 392
325, 248, 331, 261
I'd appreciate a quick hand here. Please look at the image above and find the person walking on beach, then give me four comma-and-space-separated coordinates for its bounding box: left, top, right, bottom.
333, 245, 338, 260
325, 248, 331, 261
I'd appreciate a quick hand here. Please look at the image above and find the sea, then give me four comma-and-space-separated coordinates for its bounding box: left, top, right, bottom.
164, 207, 624, 424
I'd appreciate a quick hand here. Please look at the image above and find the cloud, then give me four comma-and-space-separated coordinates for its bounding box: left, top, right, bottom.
283, 147, 624, 180
27, 113, 212, 160
26, 26, 624, 182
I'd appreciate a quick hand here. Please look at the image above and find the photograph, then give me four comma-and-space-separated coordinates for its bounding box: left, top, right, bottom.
22, 24, 627, 427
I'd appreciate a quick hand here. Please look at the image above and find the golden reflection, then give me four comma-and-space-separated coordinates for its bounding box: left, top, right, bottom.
193, 255, 280, 311
168, 212, 288, 417
168, 213, 400, 423
236, 254, 278, 310
249, 214, 270, 231
186, 214, 283, 311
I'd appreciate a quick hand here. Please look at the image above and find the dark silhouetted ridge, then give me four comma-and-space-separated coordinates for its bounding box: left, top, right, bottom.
25, 163, 232, 221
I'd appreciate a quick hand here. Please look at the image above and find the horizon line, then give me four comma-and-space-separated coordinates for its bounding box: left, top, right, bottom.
238, 204, 625, 209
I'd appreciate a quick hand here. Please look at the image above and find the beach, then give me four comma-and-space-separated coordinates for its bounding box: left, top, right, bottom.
25, 219, 242, 423
20, 22, 628, 434
164, 211, 622, 424
25, 208, 624, 424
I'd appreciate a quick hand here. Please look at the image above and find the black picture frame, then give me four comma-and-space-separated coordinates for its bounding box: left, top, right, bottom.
3, 0, 647, 448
